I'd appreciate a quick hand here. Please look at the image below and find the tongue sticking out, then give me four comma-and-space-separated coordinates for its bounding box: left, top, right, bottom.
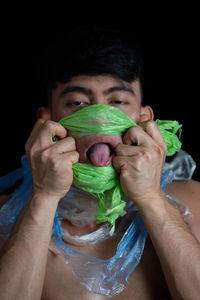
87, 143, 112, 167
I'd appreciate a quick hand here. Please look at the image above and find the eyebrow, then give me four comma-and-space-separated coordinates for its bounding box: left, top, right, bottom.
60, 83, 135, 97
103, 85, 135, 96
60, 86, 92, 97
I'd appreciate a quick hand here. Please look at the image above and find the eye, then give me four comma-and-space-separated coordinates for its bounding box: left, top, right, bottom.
72, 101, 84, 106
112, 100, 127, 105
71, 101, 89, 106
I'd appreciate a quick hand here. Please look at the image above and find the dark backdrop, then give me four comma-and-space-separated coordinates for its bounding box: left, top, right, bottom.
1, 16, 199, 181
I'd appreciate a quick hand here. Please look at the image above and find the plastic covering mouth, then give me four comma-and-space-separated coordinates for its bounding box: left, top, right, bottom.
87, 143, 114, 167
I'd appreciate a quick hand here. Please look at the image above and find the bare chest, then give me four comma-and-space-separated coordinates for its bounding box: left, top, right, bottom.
41, 237, 171, 300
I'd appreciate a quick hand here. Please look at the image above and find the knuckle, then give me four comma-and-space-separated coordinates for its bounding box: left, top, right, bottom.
44, 120, 67, 137
131, 125, 143, 136
152, 144, 166, 159
29, 146, 35, 158
124, 126, 140, 144
71, 150, 79, 159
37, 118, 46, 126
48, 153, 59, 169
26, 143, 38, 159
114, 143, 124, 154
152, 143, 163, 157
112, 156, 118, 165
73, 151, 80, 162
134, 151, 149, 168
113, 156, 124, 170
130, 126, 141, 135
132, 157, 143, 171
142, 149, 152, 161
44, 120, 54, 130
56, 122, 66, 132
132, 150, 152, 171
146, 120, 156, 129
143, 120, 157, 134
39, 149, 49, 164
66, 136, 76, 147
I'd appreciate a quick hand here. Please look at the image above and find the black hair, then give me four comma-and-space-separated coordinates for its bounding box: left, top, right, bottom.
40, 26, 144, 106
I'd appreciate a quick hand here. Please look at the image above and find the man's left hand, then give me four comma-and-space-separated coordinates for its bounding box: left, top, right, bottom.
113, 120, 167, 207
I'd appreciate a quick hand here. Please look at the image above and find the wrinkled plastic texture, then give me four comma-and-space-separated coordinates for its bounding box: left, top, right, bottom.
58, 185, 99, 228
0, 156, 32, 239
0, 103, 193, 298
59, 104, 182, 157
58, 185, 138, 246
0, 155, 195, 297
58, 104, 182, 233
155, 119, 182, 156
164, 149, 196, 181
51, 211, 148, 297
73, 163, 125, 235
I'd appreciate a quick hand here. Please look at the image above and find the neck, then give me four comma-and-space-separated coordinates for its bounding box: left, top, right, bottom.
61, 219, 103, 236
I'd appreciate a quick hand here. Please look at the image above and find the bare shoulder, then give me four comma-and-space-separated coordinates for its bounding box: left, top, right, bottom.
166, 180, 200, 241
166, 180, 200, 209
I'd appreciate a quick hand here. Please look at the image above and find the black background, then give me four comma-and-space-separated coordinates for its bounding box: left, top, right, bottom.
0, 8, 199, 181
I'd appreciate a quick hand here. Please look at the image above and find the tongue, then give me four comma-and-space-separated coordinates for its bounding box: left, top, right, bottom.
88, 143, 111, 167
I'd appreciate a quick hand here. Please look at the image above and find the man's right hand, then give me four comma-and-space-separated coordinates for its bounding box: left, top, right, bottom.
25, 119, 79, 201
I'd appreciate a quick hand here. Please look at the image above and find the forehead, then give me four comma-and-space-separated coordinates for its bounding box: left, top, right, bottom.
53, 75, 141, 96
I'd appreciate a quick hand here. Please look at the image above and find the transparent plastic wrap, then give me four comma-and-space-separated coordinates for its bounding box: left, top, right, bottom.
50, 210, 148, 297
164, 149, 196, 181
58, 185, 137, 246
57, 185, 99, 228
47, 167, 194, 297
0, 154, 195, 297
161, 168, 193, 220
57, 104, 183, 234
0, 104, 195, 297
0, 156, 32, 239
163, 149, 195, 221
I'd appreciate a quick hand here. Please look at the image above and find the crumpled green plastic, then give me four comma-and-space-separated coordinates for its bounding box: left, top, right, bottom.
72, 163, 125, 235
56, 104, 182, 235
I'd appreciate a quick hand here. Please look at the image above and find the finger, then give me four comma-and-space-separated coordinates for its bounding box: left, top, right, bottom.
114, 143, 144, 157
112, 155, 131, 174
25, 119, 46, 152
61, 150, 80, 165
138, 120, 167, 152
49, 136, 76, 154
123, 126, 152, 147
36, 120, 67, 149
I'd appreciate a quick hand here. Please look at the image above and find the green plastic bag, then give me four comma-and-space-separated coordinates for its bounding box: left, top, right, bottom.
56, 104, 182, 234
59, 104, 182, 156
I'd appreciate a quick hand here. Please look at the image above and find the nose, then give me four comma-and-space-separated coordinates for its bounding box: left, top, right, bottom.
91, 99, 108, 105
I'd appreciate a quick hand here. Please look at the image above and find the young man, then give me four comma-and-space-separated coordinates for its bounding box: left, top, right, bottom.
0, 27, 200, 299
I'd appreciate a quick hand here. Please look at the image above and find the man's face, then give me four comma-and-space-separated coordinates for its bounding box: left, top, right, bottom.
51, 75, 144, 122
44, 75, 153, 166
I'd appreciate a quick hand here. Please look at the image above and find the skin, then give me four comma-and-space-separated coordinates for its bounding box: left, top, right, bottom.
36, 75, 156, 201
0, 75, 200, 300
35, 75, 157, 233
